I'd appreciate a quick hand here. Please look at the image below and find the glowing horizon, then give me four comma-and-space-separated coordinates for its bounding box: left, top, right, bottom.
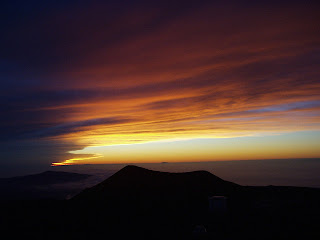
52, 131, 320, 166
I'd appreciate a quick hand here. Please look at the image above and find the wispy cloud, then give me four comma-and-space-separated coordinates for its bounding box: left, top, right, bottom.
27, 117, 133, 139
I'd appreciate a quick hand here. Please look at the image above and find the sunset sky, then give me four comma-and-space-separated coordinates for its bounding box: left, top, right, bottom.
1, 0, 320, 176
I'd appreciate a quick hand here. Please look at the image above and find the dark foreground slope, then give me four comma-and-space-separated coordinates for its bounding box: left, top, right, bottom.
1, 165, 320, 240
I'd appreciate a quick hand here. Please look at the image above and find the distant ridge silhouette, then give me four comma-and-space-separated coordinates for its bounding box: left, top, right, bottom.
0, 170, 91, 185
0, 171, 91, 200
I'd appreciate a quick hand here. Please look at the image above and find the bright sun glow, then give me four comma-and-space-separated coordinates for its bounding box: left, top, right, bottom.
54, 131, 320, 166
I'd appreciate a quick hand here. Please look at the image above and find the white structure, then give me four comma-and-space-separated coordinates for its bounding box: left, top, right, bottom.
208, 196, 227, 213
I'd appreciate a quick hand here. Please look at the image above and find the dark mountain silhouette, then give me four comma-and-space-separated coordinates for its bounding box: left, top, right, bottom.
73, 165, 240, 201
69, 165, 242, 238
69, 165, 320, 239
0, 170, 91, 200
1, 165, 320, 240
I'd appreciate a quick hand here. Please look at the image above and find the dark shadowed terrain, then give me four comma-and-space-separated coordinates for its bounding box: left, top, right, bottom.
1, 165, 320, 239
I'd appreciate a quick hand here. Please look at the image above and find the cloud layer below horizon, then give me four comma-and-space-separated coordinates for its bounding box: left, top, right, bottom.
1, 0, 320, 170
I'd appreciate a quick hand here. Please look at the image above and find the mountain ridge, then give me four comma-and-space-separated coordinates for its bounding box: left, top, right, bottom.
72, 165, 240, 203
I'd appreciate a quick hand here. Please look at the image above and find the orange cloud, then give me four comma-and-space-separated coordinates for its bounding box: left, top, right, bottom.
1, 1, 319, 166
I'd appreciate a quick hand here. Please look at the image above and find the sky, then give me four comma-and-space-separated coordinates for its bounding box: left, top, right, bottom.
1, 0, 320, 176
